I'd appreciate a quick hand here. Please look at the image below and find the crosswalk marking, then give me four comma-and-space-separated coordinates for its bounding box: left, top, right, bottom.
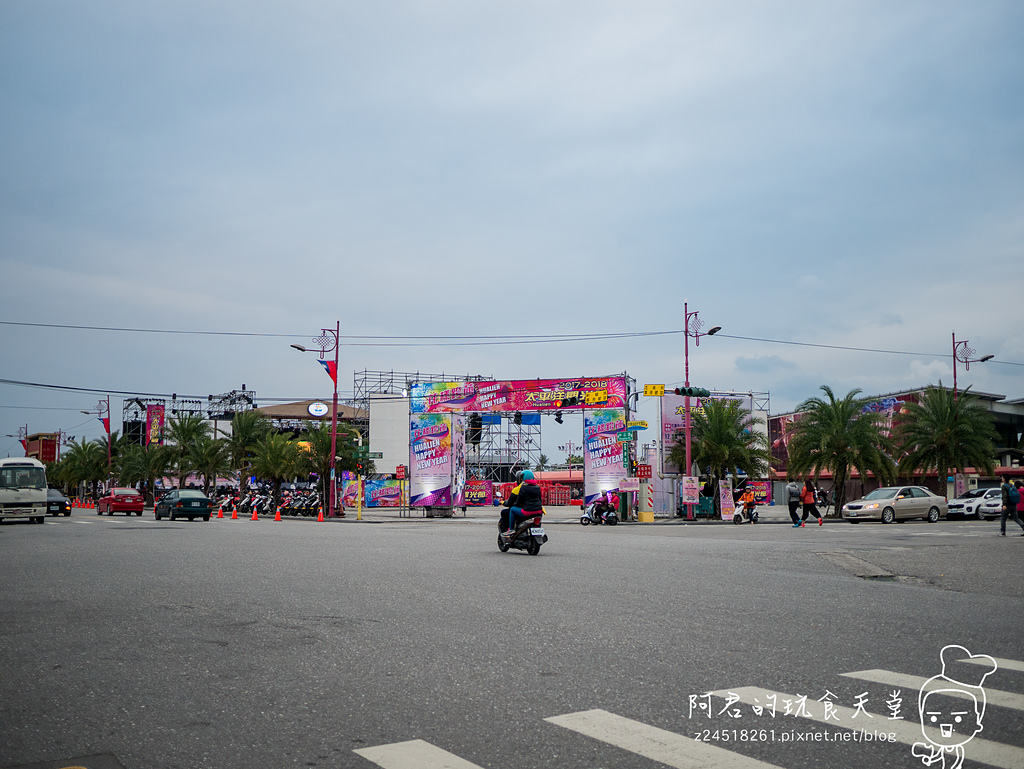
963, 657, 1024, 673
354, 739, 485, 769
841, 669, 1024, 711
710, 686, 1024, 769
545, 708, 783, 768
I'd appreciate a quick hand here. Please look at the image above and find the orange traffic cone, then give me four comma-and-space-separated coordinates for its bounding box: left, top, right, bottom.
217, 505, 224, 519
274, 507, 282, 521
316, 506, 324, 522
251, 507, 258, 521
231, 506, 238, 520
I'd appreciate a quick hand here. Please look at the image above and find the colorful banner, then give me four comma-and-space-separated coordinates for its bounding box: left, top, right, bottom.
410, 413, 453, 506
583, 407, 627, 505
364, 478, 403, 507
451, 413, 466, 508
681, 476, 700, 505
340, 472, 360, 508
145, 404, 165, 446
719, 478, 735, 521
410, 377, 628, 414
748, 479, 772, 505
465, 480, 493, 506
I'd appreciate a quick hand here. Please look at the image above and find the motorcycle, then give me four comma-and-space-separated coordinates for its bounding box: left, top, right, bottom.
497, 513, 548, 556
581, 502, 618, 526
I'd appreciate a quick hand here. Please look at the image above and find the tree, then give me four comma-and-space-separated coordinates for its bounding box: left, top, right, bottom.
251, 432, 304, 510
786, 386, 897, 516
190, 435, 233, 498
225, 410, 272, 499
895, 384, 997, 491
668, 397, 772, 515
57, 438, 107, 498
116, 443, 172, 504
535, 454, 550, 471
164, 414, 211, 488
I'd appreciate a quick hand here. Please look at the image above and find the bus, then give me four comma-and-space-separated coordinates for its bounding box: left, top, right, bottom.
0, 457, 48, 524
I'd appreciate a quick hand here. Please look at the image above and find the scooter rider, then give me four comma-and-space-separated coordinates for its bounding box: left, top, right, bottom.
502, 470, 544, 539
499, 471, 524, 534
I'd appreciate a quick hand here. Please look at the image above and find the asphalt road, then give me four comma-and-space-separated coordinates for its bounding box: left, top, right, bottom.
2, 511, 1023, 769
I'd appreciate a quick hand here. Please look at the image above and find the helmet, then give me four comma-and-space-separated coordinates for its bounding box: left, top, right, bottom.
514, 470, 524, 482
521, 470, 535, 481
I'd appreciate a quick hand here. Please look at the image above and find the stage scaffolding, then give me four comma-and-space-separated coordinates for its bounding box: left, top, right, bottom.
121, 387, 256, 445
353, 370, 543, 482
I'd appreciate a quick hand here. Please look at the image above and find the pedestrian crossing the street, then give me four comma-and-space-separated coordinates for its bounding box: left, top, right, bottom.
352, 655, 1024, 769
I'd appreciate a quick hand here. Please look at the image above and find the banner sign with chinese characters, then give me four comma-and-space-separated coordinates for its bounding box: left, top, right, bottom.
410, 377, 628, 414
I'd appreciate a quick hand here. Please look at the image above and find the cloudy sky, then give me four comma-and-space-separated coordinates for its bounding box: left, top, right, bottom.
2, 1, 1022, 460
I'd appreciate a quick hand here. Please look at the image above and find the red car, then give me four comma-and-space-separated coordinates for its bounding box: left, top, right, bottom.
97, 488, 145, 516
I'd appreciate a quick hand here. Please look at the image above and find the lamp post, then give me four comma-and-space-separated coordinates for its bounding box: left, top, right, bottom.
81, 396, 112, 468
952, 332, 993, 401
292, 321, 340, 520
682, 303, 721, 519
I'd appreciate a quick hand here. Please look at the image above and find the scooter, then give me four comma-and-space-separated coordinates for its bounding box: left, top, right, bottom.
498, 513, 548, 555
733, 501, 759, 525
580, 503, 619, 526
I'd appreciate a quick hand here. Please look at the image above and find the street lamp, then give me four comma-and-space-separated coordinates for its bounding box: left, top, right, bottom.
682, 303, 720, 520
81, 396, 112, 469
952, 332, 993, 401
292, 321, 341, 520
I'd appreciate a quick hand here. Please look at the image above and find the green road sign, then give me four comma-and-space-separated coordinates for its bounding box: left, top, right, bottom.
616, 431, 632, 442
366, 452, 383, 459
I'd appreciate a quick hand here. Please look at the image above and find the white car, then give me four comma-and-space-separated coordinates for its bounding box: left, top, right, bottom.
946, 487, 1002, 520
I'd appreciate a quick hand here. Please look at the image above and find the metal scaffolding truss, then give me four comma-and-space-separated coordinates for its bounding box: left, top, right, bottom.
354, 370, 544, 482
121, 387, 257, 445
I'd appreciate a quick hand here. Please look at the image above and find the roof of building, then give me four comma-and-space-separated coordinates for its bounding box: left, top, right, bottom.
256, 400, 365, 422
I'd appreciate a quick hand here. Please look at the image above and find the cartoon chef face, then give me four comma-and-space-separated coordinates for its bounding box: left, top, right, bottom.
920, 689, 983, 747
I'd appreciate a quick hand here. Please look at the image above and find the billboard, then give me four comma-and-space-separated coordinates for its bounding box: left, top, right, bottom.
660, 392, 754, 475
410, 377, 628, 414
583, 407, 627, 505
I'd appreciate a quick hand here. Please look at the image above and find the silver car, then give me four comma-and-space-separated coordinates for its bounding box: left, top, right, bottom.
946, 487, 1002, 520
842, 486, 948, 524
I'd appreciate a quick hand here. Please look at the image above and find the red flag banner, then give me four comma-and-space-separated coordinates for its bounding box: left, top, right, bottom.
318, 359, 338, 385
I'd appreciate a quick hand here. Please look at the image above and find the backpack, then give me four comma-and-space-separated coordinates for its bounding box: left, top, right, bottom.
1010, 485, 1021, 506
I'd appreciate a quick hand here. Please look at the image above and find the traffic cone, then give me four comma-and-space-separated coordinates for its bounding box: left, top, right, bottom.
274, 507, 282, 521
316, 506, 324, 522
231, 506, 238, 520
217, 505, 224, 519
251, 507, 258, 521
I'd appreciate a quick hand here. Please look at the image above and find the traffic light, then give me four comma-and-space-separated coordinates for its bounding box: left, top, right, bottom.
355, 460, 364, 474
674, 387, 711, 397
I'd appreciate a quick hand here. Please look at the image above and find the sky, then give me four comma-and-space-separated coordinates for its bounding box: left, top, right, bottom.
2, 0, 1023, 462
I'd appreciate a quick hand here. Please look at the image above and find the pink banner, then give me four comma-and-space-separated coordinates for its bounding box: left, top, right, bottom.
145, 405, 165, 446
410, 377, 628, 414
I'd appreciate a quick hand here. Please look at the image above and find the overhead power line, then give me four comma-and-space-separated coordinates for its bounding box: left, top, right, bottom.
1, 319, 1020, 364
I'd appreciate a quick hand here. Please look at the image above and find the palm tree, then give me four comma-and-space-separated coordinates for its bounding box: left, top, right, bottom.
225, 410, 272, 499
58, 438, 107, 499
116, 443, 172, 504
535, 454, 550, 471
895, 384, 997, 492
786, 386, 897, 516
251, 432, 304, 510
164, 413, 211, 488
190, 435, 233, 498
668, 398, 772, 515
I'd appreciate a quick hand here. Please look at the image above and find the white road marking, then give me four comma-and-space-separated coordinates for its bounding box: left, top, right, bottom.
354, 739, 485, 769
962, 657, 1024, 673
710, 686, 1024, 769
841, 669, 1024, 711
545, 708, 783, 768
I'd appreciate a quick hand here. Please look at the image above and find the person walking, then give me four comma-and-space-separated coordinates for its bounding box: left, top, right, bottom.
801, 478, 823, 527
999, 475, 1024, 536
786, 477, 802, 527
